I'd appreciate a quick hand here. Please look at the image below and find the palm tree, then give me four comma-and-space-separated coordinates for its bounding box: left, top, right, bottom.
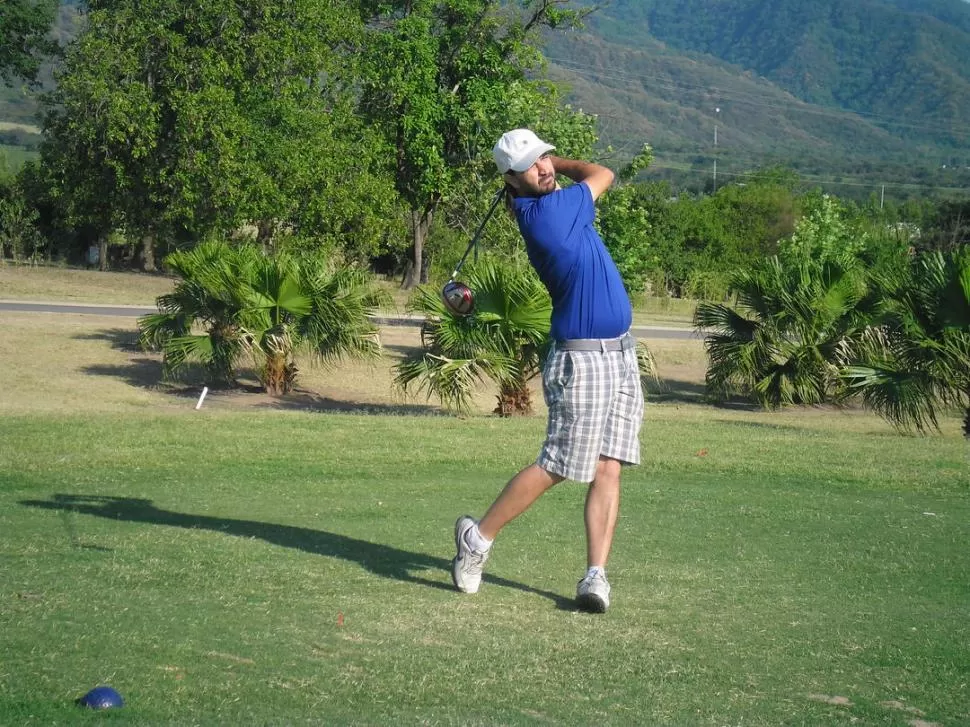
395, 257, 552, 415
240, 251, 389, 395
694, 255, 877, 409
843, 249, 970, 437
139, 241, 389, 395
138, 241, 253, 386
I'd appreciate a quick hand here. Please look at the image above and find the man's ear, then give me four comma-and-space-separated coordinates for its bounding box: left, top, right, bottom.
504, 171, 521, 193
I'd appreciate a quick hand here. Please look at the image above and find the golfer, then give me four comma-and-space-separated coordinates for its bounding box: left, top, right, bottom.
452, 128, 644, 612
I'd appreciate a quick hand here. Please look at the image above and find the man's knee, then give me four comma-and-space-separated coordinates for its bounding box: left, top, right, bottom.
594, 456, 622, 483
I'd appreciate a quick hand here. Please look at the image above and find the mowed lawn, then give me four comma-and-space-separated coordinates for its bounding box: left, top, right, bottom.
0, 269, 968, 725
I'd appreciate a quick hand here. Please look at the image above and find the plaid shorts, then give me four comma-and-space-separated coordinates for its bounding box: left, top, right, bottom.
537, 339, 644, 483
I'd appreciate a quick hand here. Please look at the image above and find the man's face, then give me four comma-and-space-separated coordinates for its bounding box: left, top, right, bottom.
506, 154, 556, 197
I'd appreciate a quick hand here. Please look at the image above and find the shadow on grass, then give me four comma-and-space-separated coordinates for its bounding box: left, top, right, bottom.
20, 494, 575, 610
74, 327, 142, 351
249, 390, 445, 416
644, 377, 758, 410
74, 328, 447, 416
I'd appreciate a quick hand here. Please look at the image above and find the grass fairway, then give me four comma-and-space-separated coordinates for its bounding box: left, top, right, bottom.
1, 270, 968, 725
2, 409, 968, 725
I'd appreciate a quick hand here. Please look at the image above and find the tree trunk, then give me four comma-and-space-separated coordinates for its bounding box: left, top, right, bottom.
403, 205, 434, 289
963, 403, 969, 440
257, 219, 276, 252
98, 236, 108, 272
139, 234, 156, 272
262, 353, 297, 396
494, 380, 533, 417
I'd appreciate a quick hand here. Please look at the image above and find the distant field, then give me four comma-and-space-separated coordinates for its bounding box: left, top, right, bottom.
0, 121, 41, 134
0, 265, 178, 306
0, 144, 39, 171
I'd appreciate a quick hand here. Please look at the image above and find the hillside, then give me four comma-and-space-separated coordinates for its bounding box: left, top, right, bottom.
543, 0, 970, 196
3, 0, 969, 199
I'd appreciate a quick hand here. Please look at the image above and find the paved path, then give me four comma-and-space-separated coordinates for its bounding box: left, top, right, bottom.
0, 300, 699, 340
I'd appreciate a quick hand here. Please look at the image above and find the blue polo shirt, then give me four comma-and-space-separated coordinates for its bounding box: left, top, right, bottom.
513, 182, 631, 341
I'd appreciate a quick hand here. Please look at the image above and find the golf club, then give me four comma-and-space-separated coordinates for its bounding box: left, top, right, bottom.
441, 187, 506, 316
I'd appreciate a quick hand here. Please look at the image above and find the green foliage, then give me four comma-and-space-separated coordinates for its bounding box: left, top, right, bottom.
358, 0, 594, 287
624, 178, 797, 298
139, 241, 389, 394
844, 248, 970, 436
695, 255, 877, 408
780, 192, 866, 265
396, 256, 552, 415
0, 0, 58, 86
40, 0, 397, 262
0, 174, 45, 261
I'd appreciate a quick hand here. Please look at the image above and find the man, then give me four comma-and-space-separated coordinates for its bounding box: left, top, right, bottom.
451, 128, 644, 613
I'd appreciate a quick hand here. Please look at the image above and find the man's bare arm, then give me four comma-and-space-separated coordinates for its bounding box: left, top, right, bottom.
549, 156, 614, 201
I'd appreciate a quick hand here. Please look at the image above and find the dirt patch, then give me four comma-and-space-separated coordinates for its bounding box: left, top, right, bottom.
881, 700, 926, 717
808, 694, 853, 706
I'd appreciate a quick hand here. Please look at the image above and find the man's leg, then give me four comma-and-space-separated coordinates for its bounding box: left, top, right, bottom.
576, 456, 621, 613
585, 456, 622, 569
452, 463, 563, 594
478, 463, 563, 540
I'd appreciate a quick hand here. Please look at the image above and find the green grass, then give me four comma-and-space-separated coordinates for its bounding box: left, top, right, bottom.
1, 266, 967, 724
0, 143, 39, 172
1, 409, 967, 725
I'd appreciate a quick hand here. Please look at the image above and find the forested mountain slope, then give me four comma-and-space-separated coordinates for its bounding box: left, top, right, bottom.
2, 0, 968, 197
545, 0, 970, 195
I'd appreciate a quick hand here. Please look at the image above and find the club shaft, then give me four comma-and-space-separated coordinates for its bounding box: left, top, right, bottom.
449, 188, 505, 280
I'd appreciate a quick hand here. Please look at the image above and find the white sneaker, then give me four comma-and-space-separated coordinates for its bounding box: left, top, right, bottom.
452, 515, 490, 594
576, 571, 611, 613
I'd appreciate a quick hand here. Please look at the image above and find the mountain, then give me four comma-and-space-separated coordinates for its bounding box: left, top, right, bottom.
544, 0, 970, 197
3, 1, 969, 198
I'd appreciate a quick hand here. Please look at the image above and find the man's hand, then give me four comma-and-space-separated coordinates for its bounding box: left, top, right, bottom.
549, 156, 615, 201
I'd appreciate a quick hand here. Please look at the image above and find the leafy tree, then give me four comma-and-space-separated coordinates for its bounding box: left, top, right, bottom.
41, 0, 396, 269
844, 249, 970, 438
596, 144, 656, 295
0, 177, 45, 261
0, 0, 57, 86
780, 192, 865, 264
358, 0, 592, 288
694, 255, 876, 409
918, 199, 970, 254
395, 256, 552, 415
139, 241, 389, 395
653, 178, 797, 299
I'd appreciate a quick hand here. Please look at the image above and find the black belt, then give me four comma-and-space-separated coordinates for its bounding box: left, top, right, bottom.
556, 333, 636, 352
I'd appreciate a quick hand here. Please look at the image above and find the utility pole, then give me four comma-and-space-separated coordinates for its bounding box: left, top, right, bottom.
713, 107, 720, 193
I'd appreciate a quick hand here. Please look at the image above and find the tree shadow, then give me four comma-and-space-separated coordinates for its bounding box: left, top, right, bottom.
73, 327, 142, 352
81, 361, 166, 389
645, 377, 759, 410
250, 391, 446, 416
20, 495, 575, 609
381, 342, 425, 358
73, 327, 446, 415
644, 377, 708, 405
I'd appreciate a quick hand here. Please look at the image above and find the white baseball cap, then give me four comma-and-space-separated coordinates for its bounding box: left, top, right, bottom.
493, 129, 555, 174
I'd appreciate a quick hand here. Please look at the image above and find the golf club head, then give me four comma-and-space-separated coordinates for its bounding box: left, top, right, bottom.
78, 685, 124, 709
442, 280, 475, 316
